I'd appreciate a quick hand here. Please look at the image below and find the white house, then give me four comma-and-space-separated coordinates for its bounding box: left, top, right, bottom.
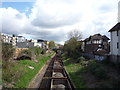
16, 36, 26, 42
109, 23, 120, 55
109, 2, 120, 56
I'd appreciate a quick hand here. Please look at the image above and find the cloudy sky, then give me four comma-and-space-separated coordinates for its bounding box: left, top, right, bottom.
0, 0, 120, 45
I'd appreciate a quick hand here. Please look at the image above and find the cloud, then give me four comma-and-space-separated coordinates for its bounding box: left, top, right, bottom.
1, 0, 120, 45
1, 7, 28, 35
30, 0, 82, 28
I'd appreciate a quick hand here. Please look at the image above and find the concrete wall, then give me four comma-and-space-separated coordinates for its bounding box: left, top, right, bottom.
111, 31, 118, 55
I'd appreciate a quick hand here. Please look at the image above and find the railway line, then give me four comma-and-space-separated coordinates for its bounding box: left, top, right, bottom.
39, 54, 75, 90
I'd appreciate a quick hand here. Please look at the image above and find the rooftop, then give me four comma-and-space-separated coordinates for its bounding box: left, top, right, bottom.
109, 22, 120, 32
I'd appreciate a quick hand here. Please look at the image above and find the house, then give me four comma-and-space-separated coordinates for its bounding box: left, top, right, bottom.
108, 1, 120, 56
37, 39, 48, 49
108, 23, 120, 56
1, 34, 12, 43
16, 36, 26, 42
84, 34, 110, 55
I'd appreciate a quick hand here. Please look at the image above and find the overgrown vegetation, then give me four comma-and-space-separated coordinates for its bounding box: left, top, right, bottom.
18, 47, 46, 60
15, 54, 53, 88
62, 54, 120, 88
2, 42, 54, 88
2, 43, 15, 61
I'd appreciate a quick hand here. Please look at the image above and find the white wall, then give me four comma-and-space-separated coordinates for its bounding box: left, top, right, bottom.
118, 1, 120, 22
34, 42, 42, 48
111, 31, 118, 55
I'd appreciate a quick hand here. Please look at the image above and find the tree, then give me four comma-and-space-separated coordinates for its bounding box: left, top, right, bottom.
68, 29, 82, 40
49, 41, 56, 48
63, 30, 82, 58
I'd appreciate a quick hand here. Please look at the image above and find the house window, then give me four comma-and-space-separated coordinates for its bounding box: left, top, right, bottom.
117, 30, 119, 36
117, 42, 119, 49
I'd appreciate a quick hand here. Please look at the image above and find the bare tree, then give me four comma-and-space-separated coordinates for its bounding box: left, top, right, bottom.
68, 29, 82, 40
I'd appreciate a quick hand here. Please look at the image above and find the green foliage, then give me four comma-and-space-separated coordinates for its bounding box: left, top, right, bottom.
41, 48, 46, 54
15, 54, 53, 88
19, 49, 32, 57
2, 43, 15, 61
29, 47, 42, 57
63, 37, 82, 58
2, 61, 25, 87
49, 41, 55, 48
63, 55, 86, 88
83, 60, 108, 79
18, 47, 42, 60
3, 53, 53, 88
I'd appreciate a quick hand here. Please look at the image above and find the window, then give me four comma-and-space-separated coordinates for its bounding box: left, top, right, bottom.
117, 30, 119, 36
117, 42, 119, 49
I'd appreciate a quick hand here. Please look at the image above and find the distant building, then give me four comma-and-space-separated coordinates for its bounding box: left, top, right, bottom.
37, 39, 48, 48
16, 41, 34, 48
84, 34, 110, 55
16, 36, 26, 42
1, 33, 26, 47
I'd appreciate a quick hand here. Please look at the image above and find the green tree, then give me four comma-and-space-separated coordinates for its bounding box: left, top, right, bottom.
49, 41, 56, 48
63, 30, 82, 58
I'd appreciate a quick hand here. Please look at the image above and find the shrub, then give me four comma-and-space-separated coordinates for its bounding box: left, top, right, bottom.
29, 47, 41, 57
94, 66, 107, 79
41, 49, 46, 55
85, 60, 108, 79
2, 43, 15, 61
2, 61, 25, 87
18, 47, 42, 60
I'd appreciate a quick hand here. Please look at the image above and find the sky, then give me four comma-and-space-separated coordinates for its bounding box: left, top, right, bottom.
0, 0, 120, 45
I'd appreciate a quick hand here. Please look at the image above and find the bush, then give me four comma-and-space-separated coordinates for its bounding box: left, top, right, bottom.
41, 49, 46, 55
29, 47, 41, 57
94, 66, 107, 79
85, 60, 108, 79
2, 43, 15, 61
2, 61, 25, 87
18, 47, 42, 60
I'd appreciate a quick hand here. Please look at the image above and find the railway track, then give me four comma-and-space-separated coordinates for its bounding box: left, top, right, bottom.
39, 54, 75, 90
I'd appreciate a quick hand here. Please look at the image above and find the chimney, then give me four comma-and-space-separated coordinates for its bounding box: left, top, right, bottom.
118, 1, 120, 22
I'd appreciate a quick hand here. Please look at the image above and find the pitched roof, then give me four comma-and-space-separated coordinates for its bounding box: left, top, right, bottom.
109, 22, 120, 32
84, 33, 110, 41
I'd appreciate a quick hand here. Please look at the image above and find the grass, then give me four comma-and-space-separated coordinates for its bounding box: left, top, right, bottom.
63, 57, 86, 88
3, 53, 54, 88
15, 54, 53, 88
63, 55, 120, 88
